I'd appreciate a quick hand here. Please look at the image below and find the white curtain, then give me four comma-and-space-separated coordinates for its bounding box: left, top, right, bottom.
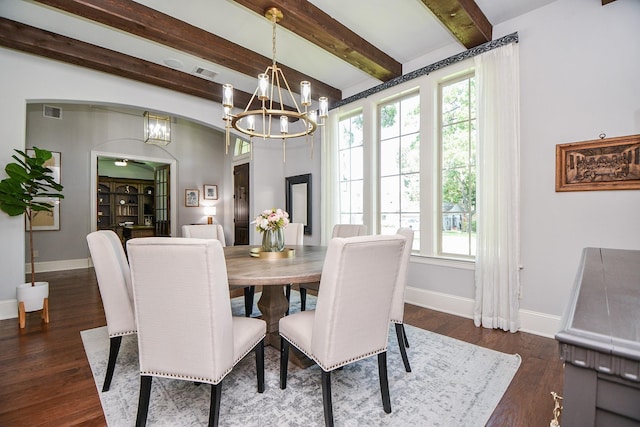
320, 111, 339, 246
473, 43, 521, 332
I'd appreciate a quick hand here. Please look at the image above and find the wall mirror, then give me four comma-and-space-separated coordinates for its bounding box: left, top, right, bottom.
286, 173, 312, 235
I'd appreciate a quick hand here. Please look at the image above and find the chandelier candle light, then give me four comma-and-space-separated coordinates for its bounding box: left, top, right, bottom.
222, 7, 328, 161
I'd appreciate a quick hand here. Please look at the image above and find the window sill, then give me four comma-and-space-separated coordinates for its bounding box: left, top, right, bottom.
409, 254, 475, 270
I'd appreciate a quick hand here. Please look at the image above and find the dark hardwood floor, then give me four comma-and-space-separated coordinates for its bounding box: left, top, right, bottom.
0, 269, 563, 426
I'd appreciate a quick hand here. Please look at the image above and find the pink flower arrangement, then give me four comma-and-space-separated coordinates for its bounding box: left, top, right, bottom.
254, 208, 289, 232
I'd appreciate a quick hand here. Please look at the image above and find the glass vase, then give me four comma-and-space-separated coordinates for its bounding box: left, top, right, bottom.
261, 228, 285, 252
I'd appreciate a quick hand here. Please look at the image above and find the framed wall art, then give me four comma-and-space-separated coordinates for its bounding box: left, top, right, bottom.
26, 197, 60, 231
27, 149, 61, 184
203, 184, 218, 200
556, 134, 640, 192
185, 189, 199, 207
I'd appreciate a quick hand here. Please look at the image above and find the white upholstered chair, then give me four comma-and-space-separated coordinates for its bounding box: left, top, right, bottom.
279, 234, 406, 427
299, 223, 368, 311
181, 224, 226, 246
182, 223, 255, 317
283, 222, 304, 246
86, 230, 136, 392
391, 227, 414, 372
283, 223, 305, 314
331, 223, 368, 238
127, 237, 266, 427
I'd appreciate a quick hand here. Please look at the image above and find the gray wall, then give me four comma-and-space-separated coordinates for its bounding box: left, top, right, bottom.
25, 103, 227, 262
245, 137, 321, 247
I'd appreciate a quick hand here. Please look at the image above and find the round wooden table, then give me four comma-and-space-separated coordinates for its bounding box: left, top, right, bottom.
224, 245, 326, 347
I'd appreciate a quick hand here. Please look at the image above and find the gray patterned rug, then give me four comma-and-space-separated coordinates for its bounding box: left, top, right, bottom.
81, 292, 521, 426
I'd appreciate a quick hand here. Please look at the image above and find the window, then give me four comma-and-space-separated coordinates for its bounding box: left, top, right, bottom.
233, 137, 251, 157
378, 93, 420, 249
439, 75, 476, 257
328, 66, 476, 261
338, 113, 364, 224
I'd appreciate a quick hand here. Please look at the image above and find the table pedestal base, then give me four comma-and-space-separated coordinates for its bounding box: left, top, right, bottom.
256, 285, 314, 368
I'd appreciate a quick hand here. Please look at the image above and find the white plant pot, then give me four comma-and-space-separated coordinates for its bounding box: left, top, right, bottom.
17, 281, 49, 312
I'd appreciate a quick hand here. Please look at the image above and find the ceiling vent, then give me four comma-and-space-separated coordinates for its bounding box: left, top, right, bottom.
193, 67, 218, 81
43, 105, 62, 119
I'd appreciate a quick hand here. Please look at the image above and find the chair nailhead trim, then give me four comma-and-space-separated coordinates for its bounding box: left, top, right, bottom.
280, 333, 386, 371
232, 335, 266, 367
140, 371, 217, 384
110, 330, 137, 337
140, 335, 266, 385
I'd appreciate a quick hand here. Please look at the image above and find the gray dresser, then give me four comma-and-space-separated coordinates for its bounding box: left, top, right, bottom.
556, 248, 640, 427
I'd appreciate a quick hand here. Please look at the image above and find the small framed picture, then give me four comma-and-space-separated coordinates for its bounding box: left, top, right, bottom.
26, 197, 60, 231
185, 189, 199, 207
203, 184, 218, 200
27, 149, 61, 184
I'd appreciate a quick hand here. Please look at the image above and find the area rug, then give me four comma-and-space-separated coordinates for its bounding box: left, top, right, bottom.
81, 292, 521, 426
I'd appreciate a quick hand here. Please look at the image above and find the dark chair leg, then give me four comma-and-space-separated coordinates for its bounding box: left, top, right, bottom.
243, 286, 255, 317
285, 284, 291, 315
402, 324, 410, 348
102, 336, 122, 392
300, 287, 307, 311
135, 375, 153, 427
280, 337, 289, 389
395, 323, 411, 372
209, 383, 222, 427
255, 339, 265, 393
377, 352, 392, 414
321, 370, 334, 427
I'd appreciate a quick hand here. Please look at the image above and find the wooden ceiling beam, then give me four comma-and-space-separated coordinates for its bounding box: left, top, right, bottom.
0, 18, 258, 110
419, 0, 492, 48
32, 0, 341, 103
231, 0, 402, 82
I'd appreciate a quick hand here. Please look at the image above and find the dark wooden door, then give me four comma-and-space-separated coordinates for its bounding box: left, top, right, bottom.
154, 164, 170, 236
234, 163, 250, 245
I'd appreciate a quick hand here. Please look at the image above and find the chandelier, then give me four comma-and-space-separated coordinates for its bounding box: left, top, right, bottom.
222, 7, 328, 161
144, 111, 171, 146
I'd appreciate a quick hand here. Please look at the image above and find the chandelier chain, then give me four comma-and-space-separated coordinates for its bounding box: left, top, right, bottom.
271, 14, 277, 68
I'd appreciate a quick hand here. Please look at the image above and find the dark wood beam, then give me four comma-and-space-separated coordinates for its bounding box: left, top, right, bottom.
231, 0, 402, 82
32, 0, 341, 103
419, 0, 492, 48
0, 18, 257, 110
602, 0, 617, 4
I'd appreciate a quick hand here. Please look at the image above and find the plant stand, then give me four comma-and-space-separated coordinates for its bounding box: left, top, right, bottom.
17, 281, 50, 329
18, 297, 49, 328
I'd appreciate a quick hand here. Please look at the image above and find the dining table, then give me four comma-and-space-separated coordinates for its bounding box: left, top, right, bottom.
223, 245, 326, 350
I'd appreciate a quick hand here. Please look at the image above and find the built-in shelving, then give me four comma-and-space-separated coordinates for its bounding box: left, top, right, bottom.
97, 177, 155, 231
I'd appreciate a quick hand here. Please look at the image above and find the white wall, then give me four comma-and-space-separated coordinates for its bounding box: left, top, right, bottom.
508, 0, 640, 314
401, 0, 640, 336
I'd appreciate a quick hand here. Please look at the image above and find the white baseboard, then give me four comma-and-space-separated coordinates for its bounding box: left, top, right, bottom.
26, 258, 92, 273
0, 259, 92, 320
405, 286, 561, 339
1, 268, 561, 338
0, 299, 18, 321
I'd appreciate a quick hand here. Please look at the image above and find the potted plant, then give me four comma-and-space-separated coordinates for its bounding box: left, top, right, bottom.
0, 147, 64, 327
